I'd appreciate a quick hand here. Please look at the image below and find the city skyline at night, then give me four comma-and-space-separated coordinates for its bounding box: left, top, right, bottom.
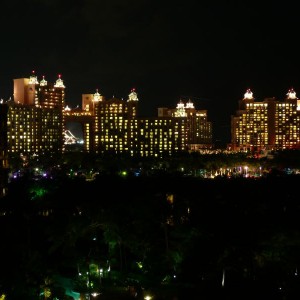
2, 70, 300, 147
1, 1, 300, 145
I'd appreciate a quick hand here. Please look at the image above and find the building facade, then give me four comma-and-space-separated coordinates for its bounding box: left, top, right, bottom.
0, 73, 212, 160
158, 99, 213, 150
230, 89, 300, 151
68, 89, 213, 157
0, 72, 65, 156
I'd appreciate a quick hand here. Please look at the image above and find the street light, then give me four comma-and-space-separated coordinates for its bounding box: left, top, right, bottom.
244, 166, 248, 177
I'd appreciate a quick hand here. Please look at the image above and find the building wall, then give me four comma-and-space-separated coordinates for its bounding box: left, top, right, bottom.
89, 96, 212, 156
13, 78, 34, 105
275, 98, 299, 148
157, 100, 213, 149
6, 103, 63, 154
94, 97, 131, 154
230, 90, 300, 151
3, 74, 65, 155
133, 117, 187, 157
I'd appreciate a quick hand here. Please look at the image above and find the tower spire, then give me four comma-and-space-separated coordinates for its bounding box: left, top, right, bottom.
93, 88, 102, 102
243, 89, 253, 100
54, 74, 65, 88
127, 88, 139, 102
28, 70, 39, 84
286, 87, 297, 99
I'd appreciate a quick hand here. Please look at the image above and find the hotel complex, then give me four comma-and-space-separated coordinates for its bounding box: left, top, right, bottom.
1, 72, 300, 196
1, 73, 300, 160
0, 72, 212, 181
0, 72, 213, 196
1, 73, 300, 158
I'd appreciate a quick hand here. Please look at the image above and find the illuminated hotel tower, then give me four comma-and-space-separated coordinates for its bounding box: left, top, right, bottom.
230, 88, 300, 151
158, 99, 213, 151
3, 71, 65, 154
275, 88, 300, 148
92, 89, 138, 154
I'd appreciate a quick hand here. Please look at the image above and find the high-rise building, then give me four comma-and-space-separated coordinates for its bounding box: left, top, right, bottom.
230, 89, 300, 151
93, 89, 138, 155
1, 71, 65, 155
132, 117, 188, 157
65, 89, 213, 157
158, 99, 213, 151
0, 73, 212, 161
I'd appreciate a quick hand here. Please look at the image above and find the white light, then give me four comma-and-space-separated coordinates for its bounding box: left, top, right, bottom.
93, 89, 102, 102
244, 89, 253, 100
287, 88, 297, 99
185, 100, 194, 109
54, 75, 65, 88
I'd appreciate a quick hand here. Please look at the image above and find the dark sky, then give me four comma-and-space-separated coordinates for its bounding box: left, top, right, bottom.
1, 0, 299, 145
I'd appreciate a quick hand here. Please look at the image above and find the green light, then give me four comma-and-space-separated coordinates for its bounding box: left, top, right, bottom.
30, 186, 48, 200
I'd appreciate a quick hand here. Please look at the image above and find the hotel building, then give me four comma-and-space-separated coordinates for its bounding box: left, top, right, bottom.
230, 88, 300, 151
6, 72, 65, 155
0, 72, 65, 197
72, 88, 213, 157
0, 73, 212, 160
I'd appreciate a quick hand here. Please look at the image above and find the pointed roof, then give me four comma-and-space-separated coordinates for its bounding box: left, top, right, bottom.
286, 87, 297, 99
185, 99, 194, 109
40, 75, 47, 86
175, 99, 187, 117
93, 89, 102, 102
176, 99, 185, 109
243, 89, 253, 100
54, 74, 65, 88
28, 70, 39, 84
128, 88, 139, 101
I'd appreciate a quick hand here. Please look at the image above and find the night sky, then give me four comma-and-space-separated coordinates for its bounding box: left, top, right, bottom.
1, 0, 299, 145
